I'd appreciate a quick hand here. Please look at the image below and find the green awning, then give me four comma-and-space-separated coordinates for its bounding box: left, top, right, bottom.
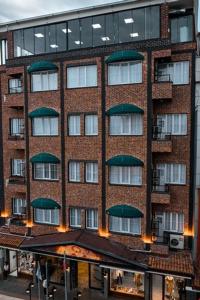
30, 153, 60, 164
106, 155, 143, 166
106, 205, 143, 218
28, 61, 58, 73
31, 198, 61, 209
29, 107, 59, 118
106, 103, 144, 115
105, 50, 144, 64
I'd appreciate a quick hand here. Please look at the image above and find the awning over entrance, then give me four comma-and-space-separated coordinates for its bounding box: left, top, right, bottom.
0, 233, 26, 249
31, 198, 61, 209
106, 103, 144, 115
106, 155, 143, 166
106, 205, 144, 218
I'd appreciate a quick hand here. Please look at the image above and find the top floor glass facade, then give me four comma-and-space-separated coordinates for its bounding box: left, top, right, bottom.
13, 5, 160, 57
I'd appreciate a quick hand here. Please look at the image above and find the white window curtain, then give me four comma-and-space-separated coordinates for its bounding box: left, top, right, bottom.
13, 198, 26, 215
86, 209, 98, 229
85, 115, 98, 135
158, 61, 189, 84
0, 39, 7, 65
69, 161, 80, 182
34, 208, 59, 225
160, 212, 184, 233
68, 115, 80, 136
34, 163, 58, 180
108, 61, 142, 85
11, 118, 24, 136
12, 159, 25, 176
31, 71, 58, 91
110, 166, 142, 185
156, 163, 186, 185
70, 208, 81, 227
110, 114, 143, 135
32, 117, 58, 136
67, 65, 97, 88
109, 216, 141, 234
86, 162, 98, 183
9, 79, 22, 93
157, 114, 187, 135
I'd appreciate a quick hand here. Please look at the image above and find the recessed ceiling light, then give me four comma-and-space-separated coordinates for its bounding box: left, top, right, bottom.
50, 44, 59, 48
62, 28, 72, 33
101, 37, 110, 41
35, 33, 44, 38
124, 18, 134, 24
75, 40, 83, 45
130, 32, 139, 37
92, 23, 101, 29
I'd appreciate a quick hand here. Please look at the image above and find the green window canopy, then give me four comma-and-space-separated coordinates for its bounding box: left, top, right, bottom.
106, 155, 143, 167
29, 107, 59, 118
31, 198, 61, 209
106, 205, 143, 218
28, 61, 58, 73
30, 153, 60, 164
105, 50, 144, 64
106, 103, 144, 115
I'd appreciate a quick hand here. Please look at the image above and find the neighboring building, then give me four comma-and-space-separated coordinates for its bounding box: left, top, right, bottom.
0, 0, 198, 299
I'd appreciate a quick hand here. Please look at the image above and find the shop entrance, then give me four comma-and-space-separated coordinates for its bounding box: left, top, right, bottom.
78, 262, 89, 289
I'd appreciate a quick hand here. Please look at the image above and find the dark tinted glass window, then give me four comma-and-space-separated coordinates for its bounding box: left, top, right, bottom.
68, 19, 81, 50
145, 6, 160, 39
34, 26, 45, 54
118, 10, 133, 43
171, 15, 193, 43
46, 24, 57, 52
132, 8, 145, 41
56, 23, 67, 52
80, 17, 92, 48
24, 28, 34, 55
92, 15, 105, 47
14, 30, 23, 57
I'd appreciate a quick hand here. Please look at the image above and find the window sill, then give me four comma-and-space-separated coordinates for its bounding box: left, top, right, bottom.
31, 135, 59, 137
30, 89, 58, 93
109, 230, 141, 237
109, 183, 142, 187
33, 179, 59, 182
107, 82, 143, 87
109, 134, 143, 137
66, 86, 98, 90
34, 221, 59, 227
85, 181, 99, 185
69, 225, 82, 229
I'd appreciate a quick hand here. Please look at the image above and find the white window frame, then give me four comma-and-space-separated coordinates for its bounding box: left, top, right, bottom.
85, 115, 98, 136
109, 166, 142, 186
32, 117, 58, 136
110, 114, 143, 136
157, 114, 187, 135
86, 209, 98, 229
0, 39, 8, 65
34, 163, 58, 180
108, 61, 142, 85
85, 162, 98, 183
12, 159, 25, 177
31, 71, 58, 92
70, 208, 81, 228
10, 118, 24, 136
69, 161, 80, 182
157, 61, 189, 85
156, 163, 186, 185
109, 216, 141, 235
67, 65, 97, 88
68, 115, 81, 136
9, 78, 22, 94
34, 208, 59, 225
12, 198, 26, 215
156, 212, 184, 234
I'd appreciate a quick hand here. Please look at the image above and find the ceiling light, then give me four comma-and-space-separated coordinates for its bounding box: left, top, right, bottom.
92, 24, 101, 29
101, 37, 110, 41
124, 18, 134, 24
50, 44, 58, 48
130, 32, 139, 37
75, 41, 83, 45
35, 33, 44, 38
62, 28, 72, 33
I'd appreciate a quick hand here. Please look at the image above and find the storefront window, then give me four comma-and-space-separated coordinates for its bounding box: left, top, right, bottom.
18, 251, 34, 275
110, 269, 144, 297
165, 276, 185, 300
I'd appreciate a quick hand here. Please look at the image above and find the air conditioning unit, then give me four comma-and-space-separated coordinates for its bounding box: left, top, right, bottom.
170, 234, 184, 250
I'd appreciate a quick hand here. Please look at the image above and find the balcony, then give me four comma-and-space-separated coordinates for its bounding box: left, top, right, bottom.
8, 134, 25, 150
152, 74, 172, 100
9, 176, 26, 185
151, 184, 171, 204
152, 128, 172, 153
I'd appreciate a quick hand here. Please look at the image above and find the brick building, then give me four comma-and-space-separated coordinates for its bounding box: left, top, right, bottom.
0, 0, 198, 299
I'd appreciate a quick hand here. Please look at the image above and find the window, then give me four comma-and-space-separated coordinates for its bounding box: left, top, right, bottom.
171, 15, 193, 43
155, 212, 184, 233
9, 78, 22, 94
86, 209, 98, 229
108, 61, 142, 85
110, 114, 143, 135
31, 71, 58, 91
109, 216, 141, 234
12, 198, 26, 215
68, 115, 80, 136
156, 163, 186, 185
34, 163, 58, 180
157, 114, 187, 135
70, 208, 81, 227
11, 159, 25, 177
10, 118, 24, 136
32, 117, 58, 136
34, 208, 59, 225
86, 162, 98, 183
0, 39, 8, 65
85, 115, 98, 135
67, 65, 97, 88
157, 61, 189, 84
69, 161, 80, 182
110, 166, 142, 185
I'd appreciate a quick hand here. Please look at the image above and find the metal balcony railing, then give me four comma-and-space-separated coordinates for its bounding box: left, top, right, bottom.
154, 73, 172, 83
152, 184, 169, 193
